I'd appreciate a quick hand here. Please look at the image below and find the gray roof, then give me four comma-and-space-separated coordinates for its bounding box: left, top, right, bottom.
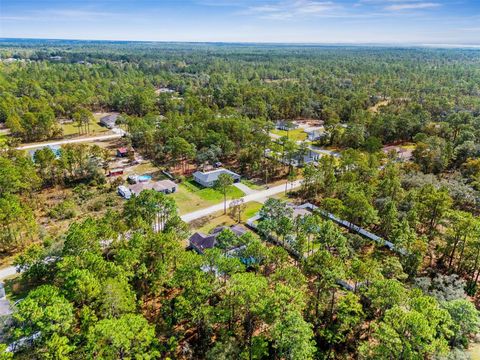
100, 114, 119, 125
189, 233, 217, 253
189, 224, 248, 253
211, 224, 247, 237
129, 180, 177, 196
193, 168, 240, 183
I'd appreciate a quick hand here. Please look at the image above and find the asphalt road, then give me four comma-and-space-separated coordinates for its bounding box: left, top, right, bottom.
16, 132, 124, 151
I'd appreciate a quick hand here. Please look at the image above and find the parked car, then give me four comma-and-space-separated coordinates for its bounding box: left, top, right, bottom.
214, 161, 223, 168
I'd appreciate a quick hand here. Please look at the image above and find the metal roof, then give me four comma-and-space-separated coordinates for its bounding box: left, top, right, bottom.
193, 168, 240, 183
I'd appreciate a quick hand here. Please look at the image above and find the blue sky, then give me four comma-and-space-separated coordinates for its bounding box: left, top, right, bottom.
1, 0, 479, 44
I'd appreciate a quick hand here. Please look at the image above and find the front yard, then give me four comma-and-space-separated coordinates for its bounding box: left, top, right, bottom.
271, 128, 307, 141
190, 201, 264, 233
172, 180, 244, 214
61, 120, 109, 137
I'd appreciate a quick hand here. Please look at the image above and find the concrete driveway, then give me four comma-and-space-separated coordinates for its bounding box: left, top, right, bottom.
233, 182, 256, 195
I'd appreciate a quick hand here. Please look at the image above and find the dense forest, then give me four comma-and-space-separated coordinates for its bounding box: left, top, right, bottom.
0, 40, 480, 359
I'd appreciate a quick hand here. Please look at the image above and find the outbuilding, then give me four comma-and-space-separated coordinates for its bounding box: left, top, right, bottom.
108, 168, 124, 177
116, 147, 129, 157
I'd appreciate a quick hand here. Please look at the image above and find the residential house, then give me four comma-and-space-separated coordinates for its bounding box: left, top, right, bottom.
193, 168, 241, 188
30, 145, 61, 160
188, 224, 247, 254
129, 180, 177, 196
276, 120, 299, 131
100, 114, 119, 129
304, 126, 326, 141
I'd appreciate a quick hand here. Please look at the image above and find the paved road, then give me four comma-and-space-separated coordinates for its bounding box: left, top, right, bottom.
181, 180, 302, 223
0, 267, 17, 281
16, 133, 124, 151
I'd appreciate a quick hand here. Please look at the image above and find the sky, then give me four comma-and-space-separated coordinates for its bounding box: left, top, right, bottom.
1, 0, 480, 45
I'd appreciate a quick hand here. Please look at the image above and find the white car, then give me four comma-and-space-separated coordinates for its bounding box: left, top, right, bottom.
117, 185, 132, 199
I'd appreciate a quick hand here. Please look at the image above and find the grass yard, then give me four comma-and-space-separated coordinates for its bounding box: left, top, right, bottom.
240, 179, 265, 190
195, 214, 237, 233
173, 180, 244, 214
61, 120, 109, 137
271, 128, 307, 141
192, 201, 263, 233
0, 133, 7, 147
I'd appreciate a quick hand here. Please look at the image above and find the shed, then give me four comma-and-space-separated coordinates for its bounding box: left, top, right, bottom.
116, 147, 129, 157
108, 168, 124, 177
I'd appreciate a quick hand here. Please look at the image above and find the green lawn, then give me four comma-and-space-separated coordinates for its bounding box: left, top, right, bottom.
243, 201, 263, 220
173, 180, 244, 214
61, 120, 109, 137
193, 201, 263, 233
241, 179, 265, 190
0, 133, 7, 147
271, 128, 307, 141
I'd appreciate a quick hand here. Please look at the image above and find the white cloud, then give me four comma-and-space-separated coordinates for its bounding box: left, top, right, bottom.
385, 2, 440, 11
244, 0, 339, 20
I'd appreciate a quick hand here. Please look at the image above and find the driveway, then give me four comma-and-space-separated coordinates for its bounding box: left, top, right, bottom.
0, 267, 17, 281
0, 267, 16, 316
233, 182, 257, 195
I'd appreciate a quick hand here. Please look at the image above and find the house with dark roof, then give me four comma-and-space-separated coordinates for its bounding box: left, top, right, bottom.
192, 168, 241, 188
100, 114, 119, 129
188, 224, 247, 254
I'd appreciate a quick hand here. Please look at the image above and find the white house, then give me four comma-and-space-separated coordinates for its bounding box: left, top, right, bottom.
193, 168, 241, 188
100, 114, 119, 129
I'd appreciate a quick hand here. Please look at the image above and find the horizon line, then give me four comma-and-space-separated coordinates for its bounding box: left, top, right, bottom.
1, 37, 480, 50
